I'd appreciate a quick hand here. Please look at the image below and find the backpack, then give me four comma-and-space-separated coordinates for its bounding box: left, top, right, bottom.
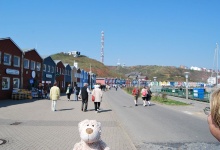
142, 90, 146, 96
135, 89, 139, 95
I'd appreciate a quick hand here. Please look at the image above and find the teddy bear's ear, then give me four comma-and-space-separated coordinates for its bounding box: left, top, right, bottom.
78, 119, 89, 132
97, 121, 102, 132
97, 122, 101, 128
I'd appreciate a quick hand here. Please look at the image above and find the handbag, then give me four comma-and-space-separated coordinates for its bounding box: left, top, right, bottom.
66, 88, 69, 94
92, 95, 95, 102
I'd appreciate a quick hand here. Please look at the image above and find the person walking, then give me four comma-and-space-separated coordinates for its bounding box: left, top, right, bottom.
141, 86, 148, 106
132, 86, 140, 106
66, 83, 73, 101
92, 84, 103, 113
146, 86, 152, 106
75, 85, 80, 101
37, 83, 43, 99
79, 83, 90, 112
46, 84, 51, 100
115, 84, 118, 91
50, 82, 60, 112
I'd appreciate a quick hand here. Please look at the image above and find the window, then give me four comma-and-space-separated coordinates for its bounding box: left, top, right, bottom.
48, 65, 50, 72
51, 66, 54, 73
24, 59, 29, 69
59, 68, 62, 74
13, 78, 20, 89
0, 51, 1, 64
13, 56, 20, 67
2, 77, 10, 90
43, 64, 46, 72
31, 61, 35, 70
36, 62, 41, 71
4, 53, 11, 65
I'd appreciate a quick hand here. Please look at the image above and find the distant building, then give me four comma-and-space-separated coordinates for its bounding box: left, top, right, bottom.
190, 66, 202, 71
63, 51, 81, 57
179, 65, 187, 69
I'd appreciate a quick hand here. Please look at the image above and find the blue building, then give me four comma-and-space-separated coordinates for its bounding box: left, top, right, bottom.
42, 56, 56, 87
64, 63, 72, 89
80, 69, 85, 87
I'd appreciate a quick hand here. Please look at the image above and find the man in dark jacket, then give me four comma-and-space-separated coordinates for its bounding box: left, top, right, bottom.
79, 83, 90, 112
75, 85, 80, 101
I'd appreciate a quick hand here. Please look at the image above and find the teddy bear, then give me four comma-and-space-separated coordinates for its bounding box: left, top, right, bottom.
73, 119, 110, 150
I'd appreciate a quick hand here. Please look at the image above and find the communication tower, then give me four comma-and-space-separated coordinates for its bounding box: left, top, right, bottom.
101, 31, 104, 63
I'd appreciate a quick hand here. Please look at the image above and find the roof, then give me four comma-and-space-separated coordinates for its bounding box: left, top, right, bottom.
0, 37, 23, 53
53, 60, 61, 64
23, 48, 43, 60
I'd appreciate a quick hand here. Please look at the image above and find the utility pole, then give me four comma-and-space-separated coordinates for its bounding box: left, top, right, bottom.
101, 31, 104, 64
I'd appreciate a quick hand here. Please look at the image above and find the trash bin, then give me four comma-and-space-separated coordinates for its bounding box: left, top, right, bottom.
193, 88, 204, 100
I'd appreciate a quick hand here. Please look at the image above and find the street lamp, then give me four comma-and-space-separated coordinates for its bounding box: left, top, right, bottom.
153, 77, 157, 93
184, 72, 190, 100
89, 64, 92, 89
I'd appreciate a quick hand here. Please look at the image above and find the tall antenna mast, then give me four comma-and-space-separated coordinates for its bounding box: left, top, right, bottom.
101, 31, 104, 63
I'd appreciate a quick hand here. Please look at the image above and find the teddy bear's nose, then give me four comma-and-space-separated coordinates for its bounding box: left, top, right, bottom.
86, 128, 93, 134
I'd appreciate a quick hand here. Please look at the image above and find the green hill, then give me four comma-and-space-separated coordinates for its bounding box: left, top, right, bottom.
51, 53, 121, 78
109, 65, 212, 82
51, 53, 212, 82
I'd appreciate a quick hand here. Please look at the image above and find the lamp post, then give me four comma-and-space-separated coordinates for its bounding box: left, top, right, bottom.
184, 72, 190, 100
153, 77, 157, 93
90, 64, 92, 89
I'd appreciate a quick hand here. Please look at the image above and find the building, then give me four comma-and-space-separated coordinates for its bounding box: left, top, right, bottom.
54, 60, 65, 92
42, 56, 56, 87
23, 49, 43, 90
64, 63, 72, 90
71, 65, 77, 87
0, 38, 23, 100
76, 68, 81, 88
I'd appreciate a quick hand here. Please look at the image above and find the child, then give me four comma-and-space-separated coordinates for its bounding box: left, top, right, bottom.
207, 88, 220, 142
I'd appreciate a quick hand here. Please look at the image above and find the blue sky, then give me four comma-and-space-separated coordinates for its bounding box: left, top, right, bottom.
0, 0, 220, 69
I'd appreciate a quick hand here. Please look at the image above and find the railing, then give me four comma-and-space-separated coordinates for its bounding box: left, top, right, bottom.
161, 88, 210, 102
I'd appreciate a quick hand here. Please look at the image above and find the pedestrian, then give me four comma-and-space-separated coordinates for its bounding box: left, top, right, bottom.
115, 84, 118, 91
46, 84, 51, 99
146, 86, 152, 106
207, 88, 220, 142
37, 83, 43, 99
66, 83, 73, 101
50, 82, 60, 112
75, 85, 80, 101
132, 86, 139, 106
79, 83, 90, 112
141, 86, 148, 106
92, 84, 103, 113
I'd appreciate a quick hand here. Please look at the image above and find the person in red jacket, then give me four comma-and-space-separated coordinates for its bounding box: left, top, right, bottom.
132, 86, 139, 106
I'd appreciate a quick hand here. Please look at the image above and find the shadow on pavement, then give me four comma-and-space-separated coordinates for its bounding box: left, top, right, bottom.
58, 108, 74, 111
100, 109, 112, 113
0, 99, 41, 108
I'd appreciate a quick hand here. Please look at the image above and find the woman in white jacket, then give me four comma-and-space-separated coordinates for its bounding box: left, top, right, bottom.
92, 84, 103, 113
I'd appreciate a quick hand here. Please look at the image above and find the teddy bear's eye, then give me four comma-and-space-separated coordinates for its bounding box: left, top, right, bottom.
92, 125, 94, 127
87, 124, 89, 126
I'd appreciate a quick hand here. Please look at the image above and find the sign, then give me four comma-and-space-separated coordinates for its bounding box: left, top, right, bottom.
46, 74, 52, 78
32, 71, 36, 78
6, 69, 19, 75
29, 78, 34, 84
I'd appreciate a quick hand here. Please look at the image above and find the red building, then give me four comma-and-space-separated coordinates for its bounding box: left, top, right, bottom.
0, 38, 23, 100
54, 60, 65, 93
23, 49, 43, 90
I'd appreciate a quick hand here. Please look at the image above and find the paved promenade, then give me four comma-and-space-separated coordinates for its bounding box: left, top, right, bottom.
0, 93, 136, 150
